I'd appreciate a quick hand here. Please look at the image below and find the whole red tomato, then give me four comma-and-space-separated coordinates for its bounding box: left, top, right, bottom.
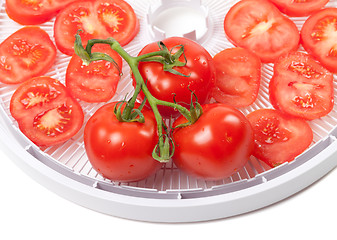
84, 102, 163, 182
172, 103, 254, 180
136, 37, 216, 118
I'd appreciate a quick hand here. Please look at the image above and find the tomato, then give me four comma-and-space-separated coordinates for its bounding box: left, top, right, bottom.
224, 0, 300, 63
84, 102, 162, 182
246, 109, 313, 167
10, 76, 84, 146
210, 47, 261, 108
54, 0, 139, 56
0, 27, 56, 85
269, 51, 334, 120
5, 0, 80, 25
136, 37, 216, 118
301, 8, 337, 73
268, 0, 329, 17
172, 103, 254, 180
66, 44, 122, 102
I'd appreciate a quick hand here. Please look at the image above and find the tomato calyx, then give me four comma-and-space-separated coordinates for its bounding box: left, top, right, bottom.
172, 91, 203, 129
74, 33, 202, 163
152, 133, 175, 162
137, 41, 190, 77
114, 97, 146, 123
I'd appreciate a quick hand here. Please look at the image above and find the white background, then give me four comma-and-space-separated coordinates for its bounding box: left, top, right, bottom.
1, 148, 337, 240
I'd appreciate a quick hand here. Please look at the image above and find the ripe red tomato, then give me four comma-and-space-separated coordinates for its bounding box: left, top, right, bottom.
247, 109, 313, 167
54, 0, 139, 55
210, 47, 261, 108
136, 37, 216, 118
268, 0, 329, 17
224, 0, 300, 63
301, 8, 337, 73
10, 76, 84, 146
172, 103, 254, 180
66, 44, 123, 102
5, 0, 80, 25
0, 27, 56, 85
269, 51, 334, 120
84, 102, 162, 182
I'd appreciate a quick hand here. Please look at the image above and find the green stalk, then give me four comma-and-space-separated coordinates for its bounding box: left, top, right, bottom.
75, 34, 201, 162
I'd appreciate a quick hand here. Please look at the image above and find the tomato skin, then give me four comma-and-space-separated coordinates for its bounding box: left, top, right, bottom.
172, 103, 254, 180
268, 0, 329, 17
54, 0, 139, 55
301, 8, 337, 73
5, 0, 80, 25
84, 102, 162, 182
247, 109, 313, 167
224, 0, 300, 63
269, 51, 334, 120
0, 27, 56, 84
136, 37, 216, 118
66, 44, 123, 102
10, 77, 84, 146
210, 47, 261, 108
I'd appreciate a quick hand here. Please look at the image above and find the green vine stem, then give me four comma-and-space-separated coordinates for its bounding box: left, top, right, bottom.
74, 33, 202, 162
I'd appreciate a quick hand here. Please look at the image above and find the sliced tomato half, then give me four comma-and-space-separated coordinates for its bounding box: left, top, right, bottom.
269, 51, 334, 120
210, 47, 261, 107
6, 0, 80, 25
0, 27, 56, 85
54, 0, 139, 55
224, 0, 300, 63
301, 8, 337, 73
268, 0, 329, 17
66, 44, 123, 102
10, 76, 84, 146
247, 109, 313, 167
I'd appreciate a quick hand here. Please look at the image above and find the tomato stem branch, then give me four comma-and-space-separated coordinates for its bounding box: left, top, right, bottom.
75, 34, 200, 162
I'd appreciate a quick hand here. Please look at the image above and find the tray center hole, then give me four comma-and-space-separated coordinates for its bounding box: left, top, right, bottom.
153, 7, 207, 39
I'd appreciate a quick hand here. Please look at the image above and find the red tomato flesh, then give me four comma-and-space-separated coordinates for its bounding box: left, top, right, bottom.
0, 27, 56, 84
10, 77, 84, 146
66, 44, 123, 102
172, 103, 254, 180
6, 0, 80, 25
224, 0, 300, 63
247, 109, 313, 167
301, 8, 337, 73
84, 102, 162, 182
210, 47, 261, 108
54, 0, 139, 55
269, 51, 334, 120
136, 37, 216, 118
268, 0, 329, 17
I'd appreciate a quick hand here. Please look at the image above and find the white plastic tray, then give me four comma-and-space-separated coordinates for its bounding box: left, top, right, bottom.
1, 0, 337, 222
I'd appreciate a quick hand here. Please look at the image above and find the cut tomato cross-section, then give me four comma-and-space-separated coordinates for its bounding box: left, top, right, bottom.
54, 0, 139, 55
6, 0, 81, 25
268, 0, 329, 17
210, 47, 261, 107
10, 76, 84, 146
301, 8, 337, 73
269, 51, 334, 120
247, 109, 313, 167
66, 44, 123, 102
224, 0, 300, 63
0, 27, 56, 84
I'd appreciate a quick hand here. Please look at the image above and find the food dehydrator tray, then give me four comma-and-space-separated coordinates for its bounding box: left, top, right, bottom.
1, 0, 337, 222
